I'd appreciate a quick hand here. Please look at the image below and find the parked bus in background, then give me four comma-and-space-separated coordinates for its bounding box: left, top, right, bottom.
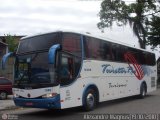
1, 31, 157, 111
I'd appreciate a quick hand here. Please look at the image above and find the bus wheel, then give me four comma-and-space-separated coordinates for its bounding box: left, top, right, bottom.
139, 83, 147, 99
83, 89, 97, 111
0, 91, 7, 100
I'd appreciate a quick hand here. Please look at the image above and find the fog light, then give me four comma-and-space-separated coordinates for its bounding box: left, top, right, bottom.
42, 93, 57, 98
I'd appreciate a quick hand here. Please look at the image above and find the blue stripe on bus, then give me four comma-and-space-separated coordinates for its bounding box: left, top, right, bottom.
13, 95, 61, 109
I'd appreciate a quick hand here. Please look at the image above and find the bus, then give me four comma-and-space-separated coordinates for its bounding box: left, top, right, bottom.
1, 31, 157, 111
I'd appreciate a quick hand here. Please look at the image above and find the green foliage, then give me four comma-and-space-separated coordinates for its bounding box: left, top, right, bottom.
147, 16, 160, 47
5, 34, 18, 52
98, 0, 129, 29
98, 0, 159, 49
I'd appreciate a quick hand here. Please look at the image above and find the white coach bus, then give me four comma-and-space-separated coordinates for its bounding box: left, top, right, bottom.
1, 31, 157, 111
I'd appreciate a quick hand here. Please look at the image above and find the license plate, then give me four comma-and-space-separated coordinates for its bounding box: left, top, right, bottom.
26, 102, 33, 106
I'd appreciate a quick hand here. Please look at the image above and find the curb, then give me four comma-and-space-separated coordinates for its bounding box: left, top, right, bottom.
0, 106, 21, 112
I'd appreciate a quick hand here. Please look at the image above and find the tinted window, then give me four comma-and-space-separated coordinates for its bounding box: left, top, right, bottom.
14, 52, 51, 84
62, 33, 81, 57
145, 53, 156, 66
84, 36, 120, 61
112, 44, 127, 62
84, 35, 156, 66
100, 41, 112, 60
127, 48, 139, 63
126, 48, 156, 66
138, 51, 146, 65
84, 37, 102, 59
18, 33, 61, 54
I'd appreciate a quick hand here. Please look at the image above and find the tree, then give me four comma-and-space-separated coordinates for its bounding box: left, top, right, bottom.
5, 34, 18, 52
146, 16, 160, 48
97, 0, 158, 49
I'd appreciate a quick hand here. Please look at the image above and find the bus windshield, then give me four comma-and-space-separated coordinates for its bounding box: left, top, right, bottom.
14, 52, 58, 87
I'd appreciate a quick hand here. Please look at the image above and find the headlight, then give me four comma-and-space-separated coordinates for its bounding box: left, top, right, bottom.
13, 93, 19, 98
42, 93, 57, 98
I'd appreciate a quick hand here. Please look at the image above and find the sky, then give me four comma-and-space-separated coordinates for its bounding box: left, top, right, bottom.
0, 0, 159, 58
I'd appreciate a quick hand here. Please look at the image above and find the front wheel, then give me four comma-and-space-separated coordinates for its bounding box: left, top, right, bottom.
0, 91, 7, 100
83, 89, 97, 111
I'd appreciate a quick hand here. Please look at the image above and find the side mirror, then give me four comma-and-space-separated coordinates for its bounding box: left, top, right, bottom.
1, 52, 13, 70
48, 44, 61, 64
48, 44, 61, 84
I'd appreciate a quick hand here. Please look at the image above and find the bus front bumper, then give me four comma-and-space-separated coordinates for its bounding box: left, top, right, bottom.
13, 95, 61, 109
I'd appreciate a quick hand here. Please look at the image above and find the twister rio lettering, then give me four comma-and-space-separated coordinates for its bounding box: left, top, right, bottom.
102, 64, 135, 75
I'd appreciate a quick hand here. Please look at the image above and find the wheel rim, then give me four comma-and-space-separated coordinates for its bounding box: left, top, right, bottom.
0, 92, 7, 99
86, 93, 95, 108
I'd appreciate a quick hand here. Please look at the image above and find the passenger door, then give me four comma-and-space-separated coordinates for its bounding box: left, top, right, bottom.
58, 53, 74, 86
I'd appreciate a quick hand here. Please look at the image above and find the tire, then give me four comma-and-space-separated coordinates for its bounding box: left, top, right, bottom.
139, 83, 147, 99
83, 89, 97, 111
0, 91, 7, 100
